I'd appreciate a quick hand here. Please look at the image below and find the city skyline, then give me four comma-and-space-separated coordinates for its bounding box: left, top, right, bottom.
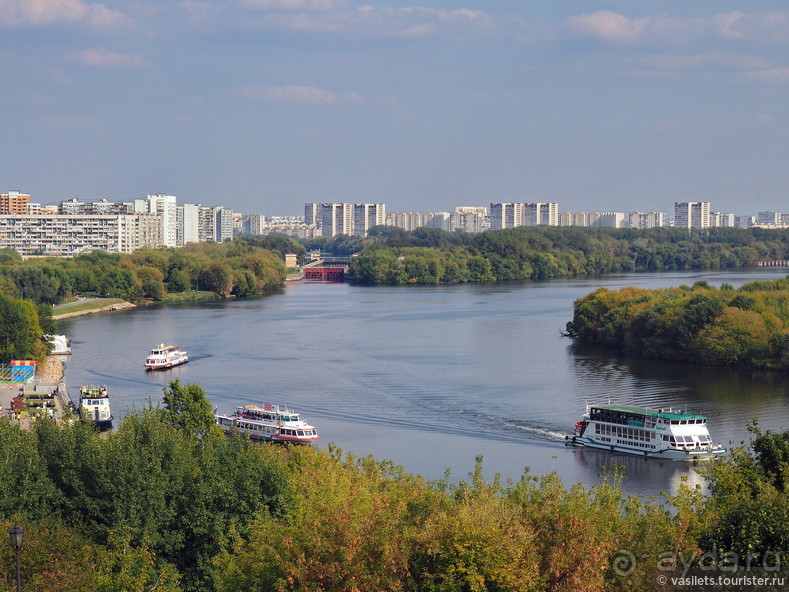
3, 2, 789, 215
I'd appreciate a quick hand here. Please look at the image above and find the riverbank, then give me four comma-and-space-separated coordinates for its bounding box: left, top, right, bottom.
38, 355, 66, 382
52, 299, 136, 320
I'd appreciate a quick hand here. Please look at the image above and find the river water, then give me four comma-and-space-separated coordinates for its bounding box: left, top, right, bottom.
58, 269, 789, 500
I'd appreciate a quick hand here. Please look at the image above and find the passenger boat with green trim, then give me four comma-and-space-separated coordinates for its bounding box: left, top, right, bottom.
565, 404, 725, 460
78, 385, 113, 426
215, 404, 319, 444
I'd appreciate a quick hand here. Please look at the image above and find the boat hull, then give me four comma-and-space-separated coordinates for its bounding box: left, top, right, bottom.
565, 435, 726, 461
145, 358, 188, 370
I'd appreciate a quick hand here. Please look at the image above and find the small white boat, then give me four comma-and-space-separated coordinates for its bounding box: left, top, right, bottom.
79, 385, 112, 425
215, 404, 319, 444
566, 404, 726, 460
145, 344, 188, 370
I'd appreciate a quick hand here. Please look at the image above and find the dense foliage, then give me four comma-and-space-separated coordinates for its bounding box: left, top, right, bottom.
345, 226, 789, 284
0, 240, 288, 305
700, 423, 789, 562
565, 278, 789, 368
0, 381, 288, 592
0, 379, 787, 591
0, 292, 50, 363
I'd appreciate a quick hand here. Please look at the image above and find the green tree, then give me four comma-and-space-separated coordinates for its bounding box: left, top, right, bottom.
0, 293, 47, 363
200, 262, 234, 297
161, 380, 221, 444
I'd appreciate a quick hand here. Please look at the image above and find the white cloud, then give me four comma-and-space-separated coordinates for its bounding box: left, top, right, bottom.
233, 85, 364, 104
565, 11, 693, 43
69, 48, 146, 67
43, 114, 104, 130
742, 68, 789, 84
0, 0, 131, 29
566, 10, 789, 44
640, 51, 771, 71
238, 0, 346, 11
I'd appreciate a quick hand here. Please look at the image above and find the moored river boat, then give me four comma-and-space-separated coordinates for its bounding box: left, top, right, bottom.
79, 385, 113, 426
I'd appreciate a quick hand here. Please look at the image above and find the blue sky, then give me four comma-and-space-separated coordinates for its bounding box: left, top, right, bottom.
2, 1, 789, 216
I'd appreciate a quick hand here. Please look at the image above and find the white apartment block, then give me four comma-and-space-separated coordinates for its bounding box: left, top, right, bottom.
523, 202, 558, 226
319, 203, 353, 237
214, 207, 234, 243
451, 210, 487, 233
489, 203, 522, 230
304, 203, 321, 226
243, 213, 266, 235
590, 212, 626, 228
674, 201, 710, 229
386, 212, 424, 231
710, 212, 736, 227
352, 203, 386, 236
757, 211, 782, 226
178, 203, 201, 245
424, 212, 452, 231
736, 215, 755, 228
0, 214, 163, 257
147, 194, 178, 246
559, 212, 592, 227
629, 211, 665, 229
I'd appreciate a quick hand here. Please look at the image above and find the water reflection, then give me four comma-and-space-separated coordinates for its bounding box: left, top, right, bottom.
567, 446, 707, 499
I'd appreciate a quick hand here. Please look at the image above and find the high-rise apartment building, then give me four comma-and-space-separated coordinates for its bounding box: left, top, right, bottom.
0, 213, 163, 256
147, 193, 178, 246
523, 202, 558, 226
0, 190, 31, 214
386, 212, 424, 231
424, 212, 452, 231
489, 203, 522, 230
178, 203, 201, 245
320, 203, 353, 237
757, 211, 782, 226
352, 203, 386, 236
674, 202, 710, 229
451, 207, 487, 233
591, 212, 626, 228
243, 214, 266, 235
214, 207, 234, 242
710, 212, 735, 227
304, 203, 322, 227
629, 211, 665, 229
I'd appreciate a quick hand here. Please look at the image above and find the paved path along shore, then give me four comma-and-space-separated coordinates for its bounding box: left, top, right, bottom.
52, 299, 135, 320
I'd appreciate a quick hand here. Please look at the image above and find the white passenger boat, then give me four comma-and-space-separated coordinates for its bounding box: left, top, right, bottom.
566, 404, 726, 460
215, 404, 319, 444
79, 385, 113, 426
145, 344, 188, 370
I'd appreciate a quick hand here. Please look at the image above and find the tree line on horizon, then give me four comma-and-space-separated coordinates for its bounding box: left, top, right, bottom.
0, 380, 786, 592
344, 225, 789, 284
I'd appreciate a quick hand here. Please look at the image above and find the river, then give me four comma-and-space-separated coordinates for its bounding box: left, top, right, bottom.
57, 268, 789, 501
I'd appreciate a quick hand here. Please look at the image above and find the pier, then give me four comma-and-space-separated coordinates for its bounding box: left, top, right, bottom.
756, 260, 789, 267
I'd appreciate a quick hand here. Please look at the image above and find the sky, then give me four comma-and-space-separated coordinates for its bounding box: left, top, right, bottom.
2, 1, 789, 217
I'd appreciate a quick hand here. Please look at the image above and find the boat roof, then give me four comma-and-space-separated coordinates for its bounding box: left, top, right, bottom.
80, 385, 109, 398
238, 404, 295, 414
591, 404, 707, 421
